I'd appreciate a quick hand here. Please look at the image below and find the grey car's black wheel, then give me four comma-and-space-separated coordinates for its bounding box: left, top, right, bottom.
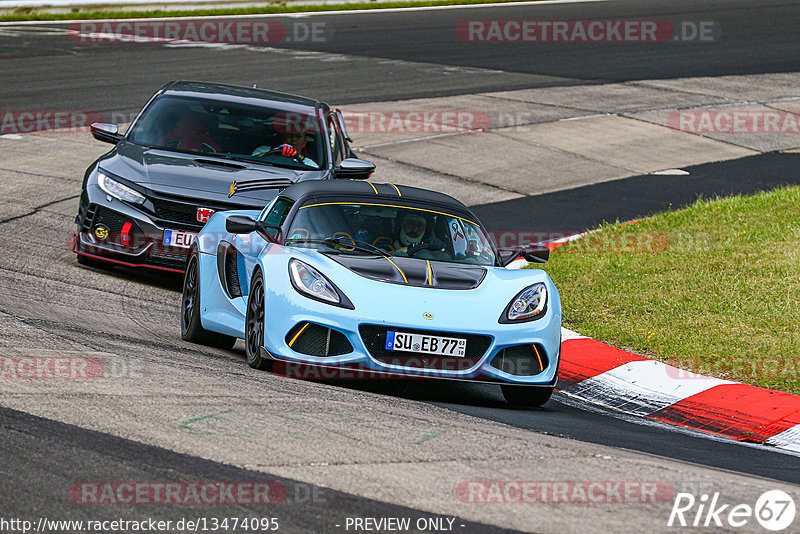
245, 270, 271, 370
501, 385, 553, 407
181, 253, 237, 349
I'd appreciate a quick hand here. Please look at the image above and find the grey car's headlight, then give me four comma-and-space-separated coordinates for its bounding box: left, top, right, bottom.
288, 259, 354, 309
98, 172, 145, 205
500, 282, 547, 323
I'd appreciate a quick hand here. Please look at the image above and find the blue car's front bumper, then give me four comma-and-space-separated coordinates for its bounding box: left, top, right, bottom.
259, 269, 561, 386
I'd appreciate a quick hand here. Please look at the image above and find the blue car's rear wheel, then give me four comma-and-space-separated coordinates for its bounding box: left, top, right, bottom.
181, 252, 236, 350
245, 270, 271, 370
501, 385, 553, 407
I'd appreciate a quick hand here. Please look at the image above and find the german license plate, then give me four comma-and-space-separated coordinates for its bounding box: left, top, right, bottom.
163, 229, 196, 249
385, 331, 466, 357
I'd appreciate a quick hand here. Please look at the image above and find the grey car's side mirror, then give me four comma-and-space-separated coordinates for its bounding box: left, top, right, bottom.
90, 123, 123, 145
335, 158, 376, 180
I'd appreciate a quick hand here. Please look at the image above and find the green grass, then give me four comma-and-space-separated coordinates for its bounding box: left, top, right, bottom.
0, 0, 528, 22
539, 186, 800, 394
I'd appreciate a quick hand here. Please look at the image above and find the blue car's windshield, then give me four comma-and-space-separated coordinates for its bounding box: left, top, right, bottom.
286, 202, 496, 266
129, 95, 325, 170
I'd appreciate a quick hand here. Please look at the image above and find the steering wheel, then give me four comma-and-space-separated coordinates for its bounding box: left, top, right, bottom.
406, 242, 438, 257
261, 144, 305, 163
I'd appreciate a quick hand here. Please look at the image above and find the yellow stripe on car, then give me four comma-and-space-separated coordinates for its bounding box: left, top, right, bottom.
533, 344, 544, 371
385, 257, 408, 283
288, 322, 310, 347
299, 202, 480, 227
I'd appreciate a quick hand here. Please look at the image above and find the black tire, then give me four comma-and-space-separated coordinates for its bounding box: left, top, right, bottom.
77, 254, 112, 270
245, 269, 271, 370
501, 385, 553, 407
181, 252, 237, 350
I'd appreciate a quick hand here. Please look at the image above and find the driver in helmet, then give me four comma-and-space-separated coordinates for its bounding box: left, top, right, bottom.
393, 212, 446, 256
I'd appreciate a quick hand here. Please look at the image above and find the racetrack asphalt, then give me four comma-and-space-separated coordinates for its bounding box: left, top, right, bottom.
471, 151, 800, 234
0, 405, 519, 534
2, 0, 800, 531
3, 0, 800, 110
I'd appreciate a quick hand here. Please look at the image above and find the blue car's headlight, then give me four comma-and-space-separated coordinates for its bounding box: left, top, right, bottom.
289, 259, 354, 309
98, 172, 145, 205
501, 283, 547, 323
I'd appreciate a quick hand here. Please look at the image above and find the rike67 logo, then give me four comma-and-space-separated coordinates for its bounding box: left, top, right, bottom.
668, 490, 796, 531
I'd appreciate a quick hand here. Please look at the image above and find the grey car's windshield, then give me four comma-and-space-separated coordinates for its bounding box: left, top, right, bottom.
286, 202, 496, 266
128, 95, 325, 170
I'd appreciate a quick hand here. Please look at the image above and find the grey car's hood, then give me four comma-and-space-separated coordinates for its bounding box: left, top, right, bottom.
96, 141, 326, 205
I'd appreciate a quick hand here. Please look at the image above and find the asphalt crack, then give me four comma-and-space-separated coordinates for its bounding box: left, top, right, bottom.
0, 194, 79, 225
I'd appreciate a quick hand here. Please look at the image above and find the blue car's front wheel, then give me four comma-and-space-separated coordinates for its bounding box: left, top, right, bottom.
245, 270, 271, 370
501, 385, 553, 408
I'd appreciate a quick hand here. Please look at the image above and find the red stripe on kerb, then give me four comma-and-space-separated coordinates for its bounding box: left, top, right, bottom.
647, 384, 800, 443
558, 339, 649, 389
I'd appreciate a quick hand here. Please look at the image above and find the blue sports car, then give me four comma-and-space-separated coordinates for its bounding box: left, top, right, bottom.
181, 180, 561, 406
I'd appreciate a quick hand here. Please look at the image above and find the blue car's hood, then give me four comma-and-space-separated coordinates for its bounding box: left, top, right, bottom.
97, 141, 327, 205
324, 253, 487, 290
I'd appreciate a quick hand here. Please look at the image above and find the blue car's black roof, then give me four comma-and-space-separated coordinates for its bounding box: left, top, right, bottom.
281, 180, 472, 213
160, 81, 326, 114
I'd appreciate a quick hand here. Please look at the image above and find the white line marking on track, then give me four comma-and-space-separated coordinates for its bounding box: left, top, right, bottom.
0, 0, 616, 25
651, 168, 689, 175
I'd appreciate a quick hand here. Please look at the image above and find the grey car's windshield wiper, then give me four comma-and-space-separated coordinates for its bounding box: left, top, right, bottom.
224, 154, 303, 170
285, 237, 389, 257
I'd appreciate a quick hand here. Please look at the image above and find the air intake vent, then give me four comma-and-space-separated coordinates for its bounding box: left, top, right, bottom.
490, 344, 548, 376
224, 248, 241, 298
81, 204, 98, 232
94, 206, 129, 234
286, 322, 353, 357
217, 241, 242, 298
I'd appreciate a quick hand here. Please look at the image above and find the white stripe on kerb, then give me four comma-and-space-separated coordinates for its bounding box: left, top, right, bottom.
563, 360, 733, 416
765, 424, 800, 453
560, 327, 586, 341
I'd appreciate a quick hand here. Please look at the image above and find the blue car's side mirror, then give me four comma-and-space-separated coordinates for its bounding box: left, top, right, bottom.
226, 215, 258, 234
498, 244, 549, 267
226, 215, 282, 243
